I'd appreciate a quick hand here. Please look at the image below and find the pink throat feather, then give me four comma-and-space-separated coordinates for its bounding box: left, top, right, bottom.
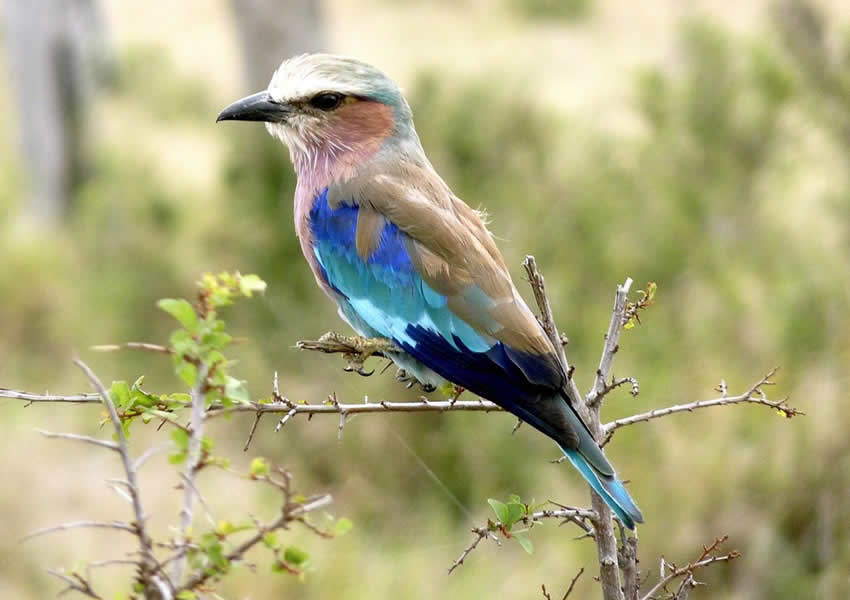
289, 101, 395, 296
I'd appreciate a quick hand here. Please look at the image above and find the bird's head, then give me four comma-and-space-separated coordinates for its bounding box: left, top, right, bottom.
218, 54, 421, 172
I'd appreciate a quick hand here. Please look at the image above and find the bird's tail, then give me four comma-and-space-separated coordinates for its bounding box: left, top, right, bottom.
559, 445, 644, 530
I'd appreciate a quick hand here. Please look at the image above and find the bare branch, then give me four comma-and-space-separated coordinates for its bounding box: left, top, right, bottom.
22, 520, 137, 541
522, 256, 588, 421
563, 567, 585, 599
448, 527, 496, 575
601, 368, 800, 447
639, 536, 741, 600
212, 396, 502, 421
47, 569, 103, 600
72, 359, 168, 597
91, 342, 172, 354
586, 278, 632, 409
133, 443, 171, 471
449, 504, 597, 573
0, 388, 99, 404
35, 429, 119, 451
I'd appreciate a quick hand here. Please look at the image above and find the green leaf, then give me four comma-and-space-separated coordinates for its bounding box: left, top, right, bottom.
169, 329, 197, 356
239, 274, 267, 297
109, 381, 131, 408
333, 517, 353, 536
176, 592, 196, 600
157, 298, 199, 331
487, 498, 510, 524
168, 451, 187, 465
171, 428, 189, 451
167, 393, 191, 406
201, 331, 232, 350
250, 457, 269, 477
504, 502, 525, 528
508, 494, 522, 505
215, 520, 234, 536
514, 533, 534, 554
176, 361, 198, 387
438, 381, 455, 397
225, 376, 251, 404
284, 546, 309, 566
263, 532, 279, 549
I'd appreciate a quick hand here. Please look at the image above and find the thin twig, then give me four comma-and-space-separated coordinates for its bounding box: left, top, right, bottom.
35, 429, 119, 451
73, 359, 167, 597
562, 567, 585, 599
639, 536, 740, 600
46, 569, 103, 600
21, 520, 137, 541
449, 504, 597, 573
91, 342, 172, 354
586, 278, 633, 409
0, 388, 99, 404
601, 368, 799, 447
448, 527, 495, 575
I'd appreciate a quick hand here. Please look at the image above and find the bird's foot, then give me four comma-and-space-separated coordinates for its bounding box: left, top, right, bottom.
395, 368, 437, 392
329, 333, 397, 377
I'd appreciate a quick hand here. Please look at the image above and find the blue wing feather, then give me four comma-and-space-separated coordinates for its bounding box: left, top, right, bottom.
308, 188, 643, 529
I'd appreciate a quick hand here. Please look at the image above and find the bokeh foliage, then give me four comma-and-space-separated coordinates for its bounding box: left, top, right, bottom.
1, 3, 848, 599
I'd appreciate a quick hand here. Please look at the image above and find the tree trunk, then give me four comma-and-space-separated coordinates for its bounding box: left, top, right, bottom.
228, 0, 326, 91
3, 0, 112, 227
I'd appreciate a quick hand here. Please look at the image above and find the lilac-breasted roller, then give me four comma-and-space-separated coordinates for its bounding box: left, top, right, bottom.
218, 54, 643, 528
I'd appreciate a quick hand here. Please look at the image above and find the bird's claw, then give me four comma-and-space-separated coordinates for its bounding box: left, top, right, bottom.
344, 363, 375, 377
396, 368, 436, 392
337, 336, 397, 377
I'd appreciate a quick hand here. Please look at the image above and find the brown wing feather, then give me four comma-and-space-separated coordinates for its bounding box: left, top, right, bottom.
329, 161, 558, 360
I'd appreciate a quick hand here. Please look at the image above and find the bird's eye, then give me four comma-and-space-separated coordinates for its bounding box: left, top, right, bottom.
309, 92, 344, 111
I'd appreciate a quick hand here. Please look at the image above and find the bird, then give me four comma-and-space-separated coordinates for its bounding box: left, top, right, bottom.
217, 53, 643, 529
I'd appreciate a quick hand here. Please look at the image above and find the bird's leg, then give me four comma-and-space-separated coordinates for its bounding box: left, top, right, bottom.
297, 332, 399, 376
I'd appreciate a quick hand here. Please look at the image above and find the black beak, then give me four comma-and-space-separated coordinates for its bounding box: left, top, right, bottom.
216, 91, 291, 123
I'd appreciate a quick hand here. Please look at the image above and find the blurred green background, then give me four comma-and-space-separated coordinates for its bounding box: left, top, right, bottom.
1, 0, 848, 598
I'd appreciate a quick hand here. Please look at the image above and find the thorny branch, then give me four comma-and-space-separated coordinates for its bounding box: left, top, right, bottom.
179, 467, 333, 592
449, 503, 599, 574
16, 359, 335, 599
25, 359, 171, 599
600, 367, 800, 447
639, 536, 741, 600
